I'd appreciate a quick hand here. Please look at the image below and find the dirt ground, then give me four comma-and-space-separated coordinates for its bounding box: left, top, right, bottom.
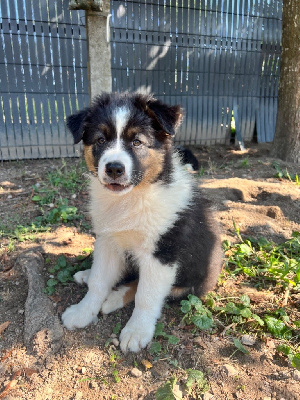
0, 143, 299, 400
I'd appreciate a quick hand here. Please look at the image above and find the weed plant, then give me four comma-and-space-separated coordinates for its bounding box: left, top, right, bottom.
178, 231, 300, 371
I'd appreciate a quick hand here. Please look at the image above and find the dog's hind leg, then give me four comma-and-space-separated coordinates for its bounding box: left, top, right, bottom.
73, 269, 91, 285
102, 280, 138, 314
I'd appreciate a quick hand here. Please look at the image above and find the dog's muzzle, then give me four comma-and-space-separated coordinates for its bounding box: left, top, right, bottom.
103, 161, 132, 193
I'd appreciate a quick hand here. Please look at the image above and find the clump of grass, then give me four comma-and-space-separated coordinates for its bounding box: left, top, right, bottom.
239, 157, 250, 168
155, 369, 209, 399
179, 231, 300, 370
223, 232, 300, 290
273, 162, 300, 185
149, 322, 180, 356
1, 160, 88, 244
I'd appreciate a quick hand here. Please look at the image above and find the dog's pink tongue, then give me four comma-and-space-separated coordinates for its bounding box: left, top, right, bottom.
106, 183, 127, 192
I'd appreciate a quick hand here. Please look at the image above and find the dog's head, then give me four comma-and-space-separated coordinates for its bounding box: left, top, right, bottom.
67, 93, 183, 194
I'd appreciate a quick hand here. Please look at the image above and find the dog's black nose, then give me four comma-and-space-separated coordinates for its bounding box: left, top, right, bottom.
105, 162, 125, 179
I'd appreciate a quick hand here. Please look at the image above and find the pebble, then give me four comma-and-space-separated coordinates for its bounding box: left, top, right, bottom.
131, 367, 143, 378
193, 336, 204, 346
110, 333, 117, 338
203, 393, 214, 400
80, 367, 86, 374
111, 338, 119, 347
89, 381, 99, 390
292, 369, 300, 381
262, 397, 271, 400
241, 334, 256, 346
73, 392, 83, 400
7, 195, 12, 199
222, 364, 238, 377
49, 203, 54, 208
71, 194, 77, 199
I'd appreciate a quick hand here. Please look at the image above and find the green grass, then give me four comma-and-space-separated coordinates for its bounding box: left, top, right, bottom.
155, 369, 209, 399
223, 232, 300, 290
1, 160, 89, 245
178, 232, 300, 370
273, 162, 300, 185
149, 322, 180, 356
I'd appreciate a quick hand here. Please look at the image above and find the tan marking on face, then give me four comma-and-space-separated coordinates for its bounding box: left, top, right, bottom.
134, 148, 164, 189
122, 280, 138, 306
98, 123, 109, 135
84, 145, 96, 174
126, 127, 140, 139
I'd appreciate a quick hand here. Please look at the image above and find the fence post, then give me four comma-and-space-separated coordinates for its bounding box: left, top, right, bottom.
69, 0, 112, 100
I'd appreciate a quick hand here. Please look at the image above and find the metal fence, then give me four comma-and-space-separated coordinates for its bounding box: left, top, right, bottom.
0, 0, 88, 160
0, 0, 282, 160
111, 0, 282, 146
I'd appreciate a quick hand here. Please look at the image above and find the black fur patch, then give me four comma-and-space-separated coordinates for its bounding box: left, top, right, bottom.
153, 193, 222, 295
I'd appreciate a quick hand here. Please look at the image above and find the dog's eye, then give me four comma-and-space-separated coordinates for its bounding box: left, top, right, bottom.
132, 139, 142, 147
98, 137, 106, 145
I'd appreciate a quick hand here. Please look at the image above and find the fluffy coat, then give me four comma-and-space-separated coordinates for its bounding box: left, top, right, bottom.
62, 93, 222, 353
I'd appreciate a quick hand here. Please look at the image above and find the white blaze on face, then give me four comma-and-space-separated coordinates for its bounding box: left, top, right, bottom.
114, 107, 130, 147
98, 106, 133, 184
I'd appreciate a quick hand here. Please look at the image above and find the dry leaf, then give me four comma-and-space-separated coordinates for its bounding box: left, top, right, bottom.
1, 349, 13, 363
23, 368, 38, 378
0, 321, 10, 335
141, 359, 152, 369
0, 371, 21, 399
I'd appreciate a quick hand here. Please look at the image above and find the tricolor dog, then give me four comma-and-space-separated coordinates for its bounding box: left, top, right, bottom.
62, 93, 222, 353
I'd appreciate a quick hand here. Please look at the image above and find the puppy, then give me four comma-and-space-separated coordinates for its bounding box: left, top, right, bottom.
62, 93, 222, 353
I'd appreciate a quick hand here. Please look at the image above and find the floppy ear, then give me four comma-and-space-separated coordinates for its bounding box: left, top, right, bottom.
66, 109, 88, 144
146, 98, 183, 136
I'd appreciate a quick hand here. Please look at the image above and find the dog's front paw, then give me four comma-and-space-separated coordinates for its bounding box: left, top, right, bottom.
73, 269, 91, 285
62, 303, 98, 330
119, 318, 155, 353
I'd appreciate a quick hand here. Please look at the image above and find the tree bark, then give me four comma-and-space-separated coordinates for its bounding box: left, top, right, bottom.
271, 0, 300, 163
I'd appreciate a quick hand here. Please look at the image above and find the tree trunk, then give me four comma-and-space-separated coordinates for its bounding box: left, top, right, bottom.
271, 0, 300, 163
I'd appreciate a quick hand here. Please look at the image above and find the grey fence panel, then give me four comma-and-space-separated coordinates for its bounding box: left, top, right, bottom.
111, 0, 282, 146
0, 0, 89, 160
1, 0, 282, 159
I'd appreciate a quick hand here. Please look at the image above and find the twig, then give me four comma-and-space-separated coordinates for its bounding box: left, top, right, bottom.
221, 322, 237, 337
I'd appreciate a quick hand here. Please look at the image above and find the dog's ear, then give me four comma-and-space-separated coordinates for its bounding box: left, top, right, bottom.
146, 98, 183, 136
134, 94, 183, 136
66, 109, 88, 144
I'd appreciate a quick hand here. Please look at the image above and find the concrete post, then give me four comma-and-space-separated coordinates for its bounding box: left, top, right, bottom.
69, 1, 112, 100
86, 8, 112, 99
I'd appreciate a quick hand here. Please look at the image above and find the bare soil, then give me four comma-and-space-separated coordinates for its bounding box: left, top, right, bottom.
0, 143, 299, 400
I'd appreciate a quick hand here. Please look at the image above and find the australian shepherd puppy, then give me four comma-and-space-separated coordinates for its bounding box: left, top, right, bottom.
62, 93, 222, 353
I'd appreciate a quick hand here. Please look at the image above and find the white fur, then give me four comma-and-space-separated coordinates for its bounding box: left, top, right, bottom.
119, 255, 178, 353
114, 107, 130, 142
90, 154, 193, 240
73, 269, 91, 284
97, 106, 133, 190
98, 143, 133, 188
62, 236, 125, 330
62, 153, 194, 351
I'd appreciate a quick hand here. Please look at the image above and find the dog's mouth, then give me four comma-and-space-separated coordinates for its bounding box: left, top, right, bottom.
104, 183, 132, 192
